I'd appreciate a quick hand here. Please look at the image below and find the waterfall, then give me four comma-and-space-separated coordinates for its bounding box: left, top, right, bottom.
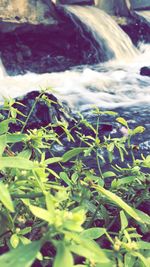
62, 5, 138, 61
0, 58, 7, 78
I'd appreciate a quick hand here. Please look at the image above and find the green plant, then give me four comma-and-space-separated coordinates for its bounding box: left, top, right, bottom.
0, 94, 149, 267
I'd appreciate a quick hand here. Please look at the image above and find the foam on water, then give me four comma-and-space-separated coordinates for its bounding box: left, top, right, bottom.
0, 43, 150, 111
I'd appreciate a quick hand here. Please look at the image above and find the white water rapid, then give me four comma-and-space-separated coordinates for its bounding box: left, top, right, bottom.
0, 42, 150, 111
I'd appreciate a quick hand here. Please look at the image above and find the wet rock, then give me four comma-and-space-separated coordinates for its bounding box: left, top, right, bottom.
0, 18, 101, 75
120, 14, 150, 44
140, 66, 150, 77
0, 0, 58, 29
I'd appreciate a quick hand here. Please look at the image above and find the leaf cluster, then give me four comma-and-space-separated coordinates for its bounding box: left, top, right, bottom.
0, 94, 149, 267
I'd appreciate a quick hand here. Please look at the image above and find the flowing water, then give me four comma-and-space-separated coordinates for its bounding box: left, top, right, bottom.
0, 6, 150, 151
0, 43, 149, 111
62, 5, 138, 61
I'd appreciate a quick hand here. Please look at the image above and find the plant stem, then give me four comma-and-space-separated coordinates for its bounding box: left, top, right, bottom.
21, 92, 43, 133
11, 192, 44, 199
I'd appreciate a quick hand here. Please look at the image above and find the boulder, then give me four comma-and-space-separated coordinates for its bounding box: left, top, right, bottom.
0, 20, 95, 75
95, 0, 131, 17
140, 66, 150, 77
130, 0, 150, 11
0, 0, 58, 33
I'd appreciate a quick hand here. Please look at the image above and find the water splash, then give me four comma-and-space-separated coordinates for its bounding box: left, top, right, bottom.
0, 43, 149, 110
0, 58, 7, 78
62, 5, 138, 61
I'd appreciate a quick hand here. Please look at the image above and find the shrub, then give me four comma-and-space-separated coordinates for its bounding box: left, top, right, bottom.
0, 93, 149, 267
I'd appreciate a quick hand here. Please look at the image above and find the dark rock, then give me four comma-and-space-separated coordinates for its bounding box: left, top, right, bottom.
0, 91, 72, 132
96, 0, 131, 17
0, 20, 99, 75
120, 15, 150, 44
140, 66, 150, 77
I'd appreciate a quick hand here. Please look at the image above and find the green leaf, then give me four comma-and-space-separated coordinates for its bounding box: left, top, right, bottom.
63, 209, 86, 232
0, 135, 6, 156
6, 134, 26, 143
131, 251, 150, 267
47, 168, 60, 179
124, 253, 135, 267
120, 211, 128, 230
10, 234, 19, 248
0, 157, 37, 170
45, 157, 62, 165
62, 148, 86, 162
45, 193, 55, 216
132, 126, 145, 135
80, 228, 106, 240
10, 107, 17, 118
116, 117, 128, 127
70, 238, 109, 264
93, 184, 146, 224
102, 171, 116, 178
18, 149, 32, 159
29, 205, 53, 224
103, 111, 118, 116
0, 182, 14, 212
136, 241, 150, 250
0, 241, 41, 267
133, 208, 150, 225
0, 119, 15, 135
53, 242, 73, 267
18, 227, 32, 235
71, 172, 79, 183
19, 236, 31, 245
60, 172, 72, 186
111, 176, 135, 188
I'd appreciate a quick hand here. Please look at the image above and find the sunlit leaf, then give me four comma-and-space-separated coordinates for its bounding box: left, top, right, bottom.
133, 208, 150, 225
136, 241, 150, 250
53, 242, 73, 267
131, 251, 150, 267
29, 205, 53, 224
0, 119, 15, 135
62, 147, 86, 162
116, 117, 128, 127
120, 211, 128, 230
93, 184, 147, 224
80, 228, 106, 240
0, 135, 6, 156
6, 134, 26, 143
132, 126, 145, 135
45, 157, 62, 165
0, 182, 14, 212
70, 238, 109, 264
0, 157, 37, 170
18, 149, 32, 159
103, 171, 116, 178
10, 234, 19, 248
